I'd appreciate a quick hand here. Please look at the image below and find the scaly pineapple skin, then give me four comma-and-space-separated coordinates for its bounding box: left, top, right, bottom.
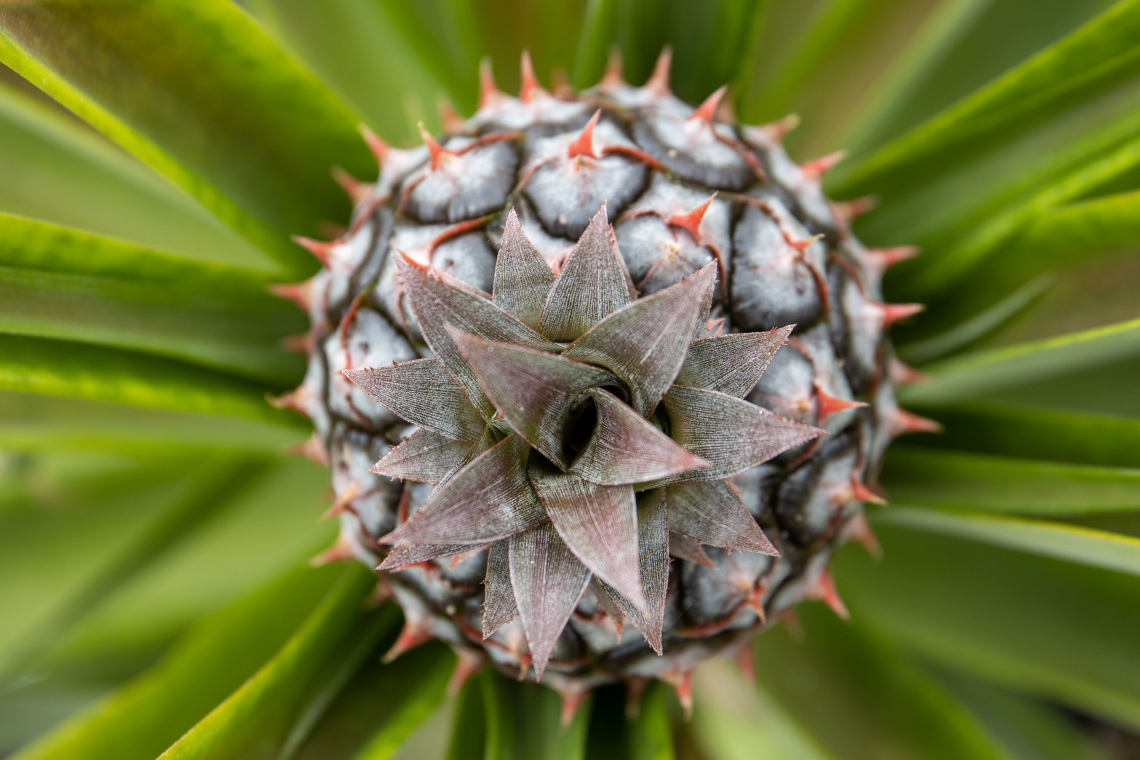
281, 58, 914, 702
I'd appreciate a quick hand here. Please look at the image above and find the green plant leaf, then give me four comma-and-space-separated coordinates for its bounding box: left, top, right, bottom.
0, 333, 303, 425
907, 403, 1140, 468
12, 564, 348, 760
0, 0, 375, 274
834, 521, 1140, 730
899, 317, 1140, 405
157, 563, 375, 760
687, 658, 835, 760
878, 507, 1140, 577
882, 447, 1140, 515
751, 603, 1011, 760
480, 670, 591, 760
0, 213, 306, 384
446, 674, 487, 760
0, 79, 268, 269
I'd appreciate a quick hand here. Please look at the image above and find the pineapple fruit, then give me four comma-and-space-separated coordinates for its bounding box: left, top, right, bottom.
276, 50, 933, 707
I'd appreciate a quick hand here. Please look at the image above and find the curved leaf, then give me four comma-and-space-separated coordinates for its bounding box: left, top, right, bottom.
480, 669, 591, 760
751, 603, 1011, 760
0, 0, 374, 274
13, 565, 347, 760
835, 521, 1140, 730
0, 214, 305, 384
0, 334, 300, 425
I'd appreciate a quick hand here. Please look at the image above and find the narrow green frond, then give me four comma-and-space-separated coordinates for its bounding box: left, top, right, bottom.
0, 214, 306, 384
0, 0, 374, 275
480, 670, 591, 760
750, 604, 1012, 760
882, 447, 1140, 515
0, 80, 266, 268
13, 565, 347, 760
0, 333, 303, 425
835, 523, 1140, 730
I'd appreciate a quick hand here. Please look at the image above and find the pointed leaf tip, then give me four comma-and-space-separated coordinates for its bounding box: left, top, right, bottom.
568, 110, 601, 159
675, 326, 792, 398
667, 480, 777, 555
646, 47, 673, 95
493, 209, 556, 329
519, 50, 543, 103
690, 86, 727, 123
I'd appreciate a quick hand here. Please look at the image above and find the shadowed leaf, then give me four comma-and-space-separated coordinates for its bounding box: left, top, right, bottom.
482, 540, 517, 638
529, 461, 646, 613
493, 209, 556, 329
563, 263, 717, 415
381, 434, 546, 546
449, 329, 614, 468
537, 205, 635, 341
508, 523, 592, 681
377, 543, 474, 571
345, 358, 486, 443
654, 386, 825, 484
395, 254, 561, 419
669, 531, 715, 568
370, 429, 471, 484
667, 480, 777, 555
600, 488, 670, 654
675, 327, 794, 398
570, 388, 710, 485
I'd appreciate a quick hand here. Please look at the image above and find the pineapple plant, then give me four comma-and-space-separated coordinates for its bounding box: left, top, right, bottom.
2, 1, 1140, 759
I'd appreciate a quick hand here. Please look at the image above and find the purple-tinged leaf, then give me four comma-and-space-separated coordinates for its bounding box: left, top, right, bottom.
654, 386, 826, 485
674, 327, 793, 398
537, 205, 635, 341
345, 358, 486, 443
449, 329, 614, 468
483, 540, 518, 638
394, 253, 562, 418
589, 578, 626, 632
570, 388, 709, 485
563, 263, 717, 415
666, 480, 778, 555
509, 522, 592, 681
380, 434, 546, 546
493, 209, 556, 329
378, 542, 478, 571
529, 460, 646, 612
369, 428, 471, 484
600, 488, 670, 653
437, 423, 500, 486
669, 532, 714, 567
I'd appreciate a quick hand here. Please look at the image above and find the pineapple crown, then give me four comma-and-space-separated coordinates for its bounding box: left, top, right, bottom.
343, 204, 825, 678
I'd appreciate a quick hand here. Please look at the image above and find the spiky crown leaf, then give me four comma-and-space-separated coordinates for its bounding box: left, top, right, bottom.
344, 205, 824, 678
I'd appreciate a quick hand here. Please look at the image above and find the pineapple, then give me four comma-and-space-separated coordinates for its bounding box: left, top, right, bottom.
3, 1, 1140, 758
275, 50, 934, 706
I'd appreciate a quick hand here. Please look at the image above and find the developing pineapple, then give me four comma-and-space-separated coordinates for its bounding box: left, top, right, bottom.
274, 49, 936, 710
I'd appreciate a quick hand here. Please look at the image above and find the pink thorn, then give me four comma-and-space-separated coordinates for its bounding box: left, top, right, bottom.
867, 245, 920, 270
551, 67, 573, 97
843, 511, 883, 559
667, 193, 716, 245
815, 386, 868, 421
891, 409, 943, 436
877, 302, 925, 326
447, 648, 486, 696
383, 618, 435, 663
733, 642, 756, 683
292, 235, 335, 267
567, 109, 601, 159
268, 280, 313, 310
417, 122, 449, 170
519, 50, 543, 103
800, 150, 847, 179
788, 233, 825, 254
359, 123, 389, 165
832, 195, 877, 223
601, 46, 624, 90
437, 96, 464, 135
850, 478, 888, 506
479, 58, 501, 109
310, 539, 355, 567
813, 570, 850, 620
645, 46, 673, 95
888, 357, 928, 385
331, 166, 371, 204
558, 686, 589, 728
756, 112, 800, 143
690, 85, 727, 123
268, 385, 312, 415
665, 669, 694, 719
286, 432, 329, 467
